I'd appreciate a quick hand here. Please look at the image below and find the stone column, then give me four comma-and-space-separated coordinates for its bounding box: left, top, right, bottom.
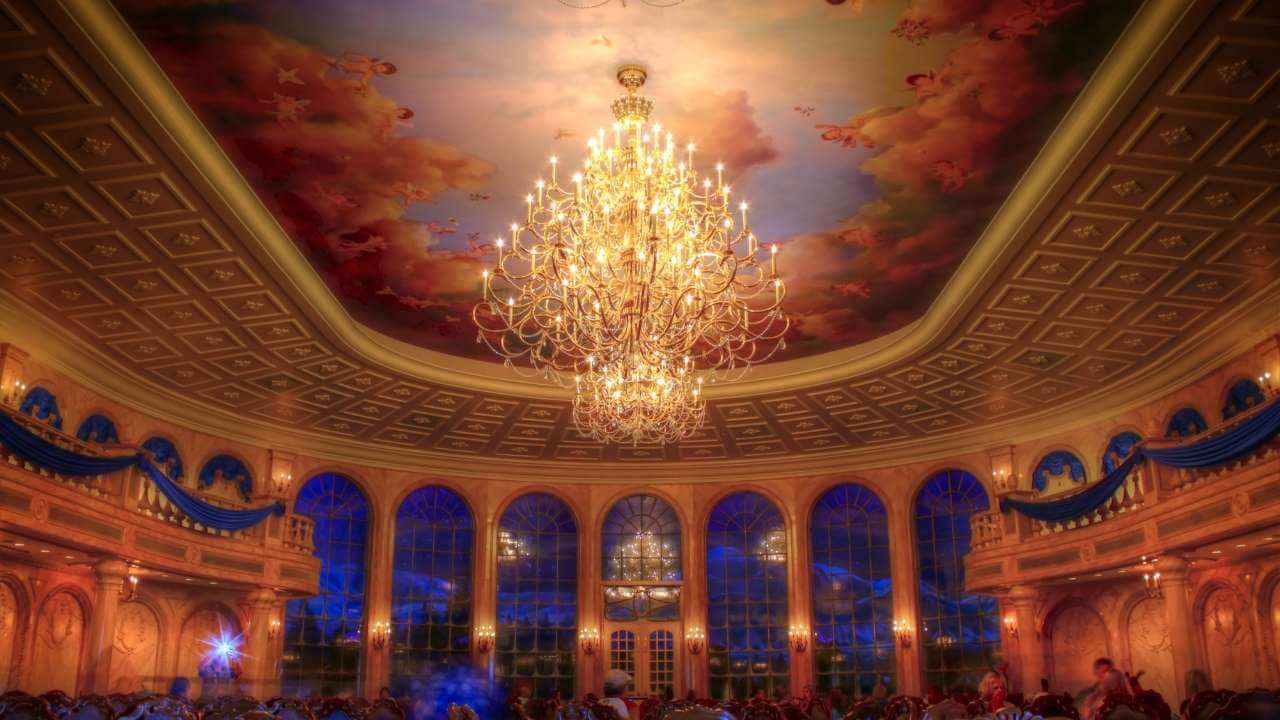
1008, 585, 1043, 695
242, 588, 278, 699
84, 559, 129, 693
788, 503, 814, 695
889, 502, 922, 696
361, 501, 393, 698
1157, 556, 1200, 705
683, 497, 709, 698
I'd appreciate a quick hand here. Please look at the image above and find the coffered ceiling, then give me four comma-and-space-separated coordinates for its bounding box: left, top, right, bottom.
0, 0, 1276, 479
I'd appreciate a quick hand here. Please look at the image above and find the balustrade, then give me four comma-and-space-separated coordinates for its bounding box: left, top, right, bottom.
0, 403, 313, 556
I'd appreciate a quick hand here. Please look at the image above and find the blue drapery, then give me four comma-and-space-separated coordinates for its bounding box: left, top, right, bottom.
0, 412, 282, 530
1001, 453, 1141, 522
1001, 397, 1280, 523
76, 414, 120, 444
19, 387, 62, 430
1031, 450, 1086, 491
141, 436, 184, 479
199, 454, 253, 499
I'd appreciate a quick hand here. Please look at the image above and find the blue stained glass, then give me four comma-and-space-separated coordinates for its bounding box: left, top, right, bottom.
390, 486, 474, 691
915, 470, 1001, 693
496, 493, 577, 699
810, 484, 895, 697
707, 491, 789, 699
283, 473, 368, 696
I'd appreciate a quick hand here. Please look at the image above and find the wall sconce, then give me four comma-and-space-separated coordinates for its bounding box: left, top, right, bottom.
788, 624, 810, 653
5, 379, 26, 406
370, 621, 390, 651
476, 625, 495, 654
991, 469, 1019, 492
267, 618, 281, 641
579, 627, 600, 655
685, 627, 706, 655
892, 619, 913, 649
273, 472, 293, 495
120, 570, 139, 602
1002, 614, 1018, 640
1143, 571, 1163, 598
1260, 372, 1274, 393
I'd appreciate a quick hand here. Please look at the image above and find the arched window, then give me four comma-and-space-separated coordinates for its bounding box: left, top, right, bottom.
141, 437, 184, 480
602, 494, 682, 621
75, 414, 119, 444
811, 484, 894, 695
1031, 450, 1086, 493
283, 473, 369, 696
706, 491, 788, 699
496, 492, 578, 699
1222, 378, 1266, 420
390, 486, 474, 690
1165, 407, 1208, 439
915, 470, 1000, 692
1101, 431, 1142, 475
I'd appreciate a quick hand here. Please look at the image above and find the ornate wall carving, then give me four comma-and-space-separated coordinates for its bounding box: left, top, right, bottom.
29, 591, 84, 695
176, 607, 240, 699
0, 582, 18, 690
1049, 605, 1109, 695
1126, 596, 1175, 702
1201, 586, 1262, 689
109, 601, 160, 694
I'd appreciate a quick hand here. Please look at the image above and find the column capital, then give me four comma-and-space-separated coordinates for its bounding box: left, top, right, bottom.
1008, 584, 1039, 606
94, 558, 130, 584
247, 586, 278, 608
1155, 555, 1191, 581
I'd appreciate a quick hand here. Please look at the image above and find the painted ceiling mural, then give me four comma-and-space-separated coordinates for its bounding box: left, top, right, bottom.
117, 0, 1139, 363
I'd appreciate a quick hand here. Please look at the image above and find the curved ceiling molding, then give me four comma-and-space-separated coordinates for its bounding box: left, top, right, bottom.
0, 0, 1274, 476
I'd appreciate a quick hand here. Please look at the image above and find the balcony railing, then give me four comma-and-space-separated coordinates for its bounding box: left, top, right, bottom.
965, 397, 1280, 591
0, 402, 313, 555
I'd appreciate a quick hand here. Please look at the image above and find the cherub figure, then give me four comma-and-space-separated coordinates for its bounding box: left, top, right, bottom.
325, 52, 397, 95
816, 106, 896, 149
554, 128, 575, 140
930, 160, 972, 192
260, 93, 310, 123
988, 0, 1084, 40
794, 105, 815, 116
905, 68, 950, 101
468, 192, 491, 202
381, 107, 415, 140
393, 181, 433, 205
834, 280, 871, 298
276, 67, 303, 86
312, 183, 359, 209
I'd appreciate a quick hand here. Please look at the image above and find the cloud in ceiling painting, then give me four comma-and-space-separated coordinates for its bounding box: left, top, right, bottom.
117, 0, 1138, 362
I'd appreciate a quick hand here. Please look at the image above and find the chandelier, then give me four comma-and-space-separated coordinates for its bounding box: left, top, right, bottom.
474, 65, 788, 444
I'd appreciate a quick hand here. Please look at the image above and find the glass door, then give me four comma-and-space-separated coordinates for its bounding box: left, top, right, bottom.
604, 621, 682, 697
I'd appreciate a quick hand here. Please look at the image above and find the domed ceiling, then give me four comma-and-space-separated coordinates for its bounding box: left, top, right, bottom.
117, 0, 1139, 362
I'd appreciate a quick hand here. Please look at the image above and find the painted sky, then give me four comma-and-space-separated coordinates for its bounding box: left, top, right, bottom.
118, 0, 1138, 362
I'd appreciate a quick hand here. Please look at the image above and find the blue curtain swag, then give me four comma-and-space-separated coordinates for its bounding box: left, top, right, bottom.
1000, 395, 1280, 524
0, 411, 283, 531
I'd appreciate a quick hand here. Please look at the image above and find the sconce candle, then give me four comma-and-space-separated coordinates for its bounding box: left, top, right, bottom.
579, 627, 601, 655
788, 624, 810, 653
1002, 614, 1018, 639
685, 627, 706, 655
476, 624, 496, 654
892, 618, 913, 649
267, 618, 281, 641
370, 621, 390, 651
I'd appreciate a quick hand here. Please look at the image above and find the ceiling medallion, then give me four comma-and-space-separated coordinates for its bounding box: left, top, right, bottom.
474, 65, 789, 444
